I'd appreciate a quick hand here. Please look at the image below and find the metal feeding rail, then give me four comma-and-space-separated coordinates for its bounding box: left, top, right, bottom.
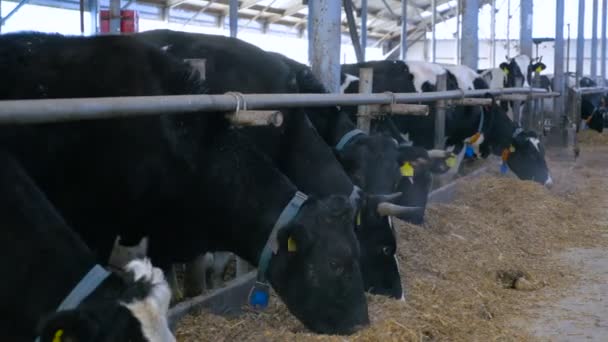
0, 87, 557, 125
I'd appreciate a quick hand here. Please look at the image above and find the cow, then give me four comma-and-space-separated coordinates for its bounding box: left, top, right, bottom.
341, 60, 553, 187
0, 31, 369, 334
135, 29, 439, 299
481, 55, 548, 121
0, 149, 175, 342
564, 74, 606, 132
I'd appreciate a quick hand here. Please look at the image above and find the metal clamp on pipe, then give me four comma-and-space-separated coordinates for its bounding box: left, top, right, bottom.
225, 92, 284, 127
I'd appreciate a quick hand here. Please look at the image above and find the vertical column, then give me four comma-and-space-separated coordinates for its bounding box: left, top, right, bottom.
229, 0, 238, 38
591, 0, 599, 78
490, 0, 496, 67
400, 0, 408, 60
361, 0, 368, 61
89, 0, 98, 35
456, 0, 461, 64
602, 0, 607, 80
552, 0, 566, 146
308, 0, 342, 93
109, 0, 121, 34
576, 0, 585, 83
461, 0, 479, 69
431, 0, 436, 62
519, 0, 533, 57
434, 73, 447, 148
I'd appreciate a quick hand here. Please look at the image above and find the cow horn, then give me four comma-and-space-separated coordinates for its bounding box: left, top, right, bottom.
373, 192, 402, 203
377, 203, 423, 217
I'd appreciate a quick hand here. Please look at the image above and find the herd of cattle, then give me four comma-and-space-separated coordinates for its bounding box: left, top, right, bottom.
1, 29, 603, 341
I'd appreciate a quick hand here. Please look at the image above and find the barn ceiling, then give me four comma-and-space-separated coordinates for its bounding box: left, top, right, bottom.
132, 0, 491, 41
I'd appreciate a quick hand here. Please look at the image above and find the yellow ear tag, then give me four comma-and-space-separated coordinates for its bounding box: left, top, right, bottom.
535, 66, 543, 73
502, 68, 509, 75
400, 162, 414, 177
356, 212, 361, 226
52, 329, 64, 342
287, 237, 297, 252
509, 145, 516, 152
469, 132, 481, 144
445, 156, 457, 168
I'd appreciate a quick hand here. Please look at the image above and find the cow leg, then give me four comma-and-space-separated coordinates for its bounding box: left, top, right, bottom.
209, 252, 235, 288
183, 253, 213, 297
166, 264, 184, 302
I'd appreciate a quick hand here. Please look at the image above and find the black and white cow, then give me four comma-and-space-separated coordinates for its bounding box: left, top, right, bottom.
341, 60, 553, 187
0, 32, 369, 334
135, 29, 442, 299
0, 149, 174, 342
480, 55, 548, 120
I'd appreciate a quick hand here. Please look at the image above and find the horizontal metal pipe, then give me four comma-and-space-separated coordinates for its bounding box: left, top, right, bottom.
0, 88, 553, 125
571, 87, 608, 95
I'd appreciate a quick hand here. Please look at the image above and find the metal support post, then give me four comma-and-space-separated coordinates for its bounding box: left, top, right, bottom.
431, 0, 436, 63
361, 0, 368, 61
519, 0, 533, 57
602, 0, 608, 81
356, 68, 373, 133
456, 0, 461, 64
400, 0, 408, 60
490, 0, 496, 67
308, 0, 342, 93
591, 0, 599, 79
229, 0, 238, 38
461, 0, 479, 69
344, 0, 364, 63
434, 73, 447, 148
89, 0, 99, 34
576, 0, 585, 84
109, 0, 121, 34
550, 24, 566, 145
512, 76, 523, 126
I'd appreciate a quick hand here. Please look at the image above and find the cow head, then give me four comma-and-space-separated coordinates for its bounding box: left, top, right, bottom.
267, 195, 369, 334
334, 133, 430, 299
500, 55, 543, 87
505, 130, 553, 187
38, 259, 175, 342
395, 146, 454, 224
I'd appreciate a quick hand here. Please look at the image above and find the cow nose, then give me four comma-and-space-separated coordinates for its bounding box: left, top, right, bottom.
544, 174, 554, 188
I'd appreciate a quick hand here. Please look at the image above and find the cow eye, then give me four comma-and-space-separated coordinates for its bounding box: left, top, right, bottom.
382, 246, 392, 255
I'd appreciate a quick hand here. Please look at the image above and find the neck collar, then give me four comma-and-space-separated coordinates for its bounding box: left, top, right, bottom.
35, 265, 110, 342
512, 127, 524, 138
249, 191, 308, 309
336, 129, 366, 151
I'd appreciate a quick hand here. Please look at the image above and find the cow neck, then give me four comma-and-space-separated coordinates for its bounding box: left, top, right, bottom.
202, 131, 307, 266
306, 108, 361, 147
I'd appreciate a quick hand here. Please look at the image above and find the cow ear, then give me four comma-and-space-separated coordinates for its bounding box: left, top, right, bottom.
38, 310, 99, 342
499, 62, 509, 73
531, 62, 546, 73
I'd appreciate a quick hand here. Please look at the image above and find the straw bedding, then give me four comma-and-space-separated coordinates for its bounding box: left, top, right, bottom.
175, 143, 608, 341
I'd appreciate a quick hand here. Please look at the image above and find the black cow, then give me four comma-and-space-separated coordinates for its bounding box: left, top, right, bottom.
135, 29, 432, 299
564, 75, 606, 132
0, 32, 368, 334
0, 150, 175, 342
341, 60, 553, 186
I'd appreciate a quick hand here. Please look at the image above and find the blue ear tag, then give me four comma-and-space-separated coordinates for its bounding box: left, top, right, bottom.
249, 281, 270, 309
465, 145, 475, 158
500, 163, 509, 174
